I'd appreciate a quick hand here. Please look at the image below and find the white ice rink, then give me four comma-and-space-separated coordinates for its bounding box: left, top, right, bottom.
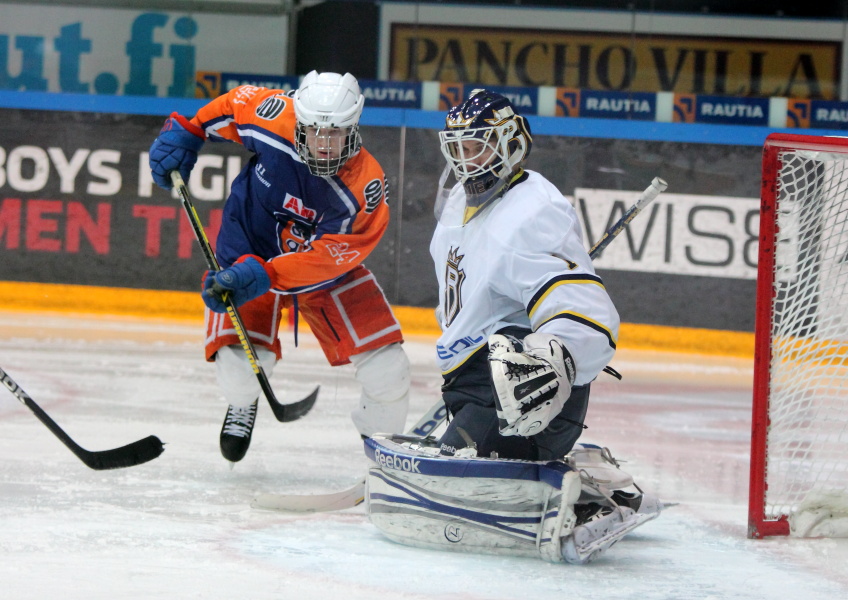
1, 309, 847, 599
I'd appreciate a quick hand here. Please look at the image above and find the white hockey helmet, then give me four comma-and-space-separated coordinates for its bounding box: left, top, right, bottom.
293, 70, 365, 176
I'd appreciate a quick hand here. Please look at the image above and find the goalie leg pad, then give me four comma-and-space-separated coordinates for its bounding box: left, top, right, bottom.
365, 436, 575, 559
364, 436, 665, 565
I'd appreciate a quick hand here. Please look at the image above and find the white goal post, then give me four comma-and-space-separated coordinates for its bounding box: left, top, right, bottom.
749, 133, 848, 538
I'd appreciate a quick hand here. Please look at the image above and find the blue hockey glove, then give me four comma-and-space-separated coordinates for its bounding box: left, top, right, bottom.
202, 256, 272, 313
149, 112, 205, 190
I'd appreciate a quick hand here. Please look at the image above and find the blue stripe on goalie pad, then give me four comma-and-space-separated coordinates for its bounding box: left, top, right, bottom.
364, 435, 585, 559
363, 435, 576, 489
369, 468, 544, 539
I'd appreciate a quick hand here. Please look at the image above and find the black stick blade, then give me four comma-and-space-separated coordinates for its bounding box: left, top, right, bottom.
267, 386, 319, 422
76, 435, 165, 470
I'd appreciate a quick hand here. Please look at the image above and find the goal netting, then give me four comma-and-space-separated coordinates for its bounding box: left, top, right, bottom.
749, 133, 848, 539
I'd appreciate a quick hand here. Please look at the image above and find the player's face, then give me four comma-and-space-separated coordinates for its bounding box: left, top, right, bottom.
459, 139, 496, 169
304, 126, 346, 160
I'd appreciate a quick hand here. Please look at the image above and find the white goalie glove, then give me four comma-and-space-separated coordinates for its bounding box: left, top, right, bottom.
489, 332, 576, 437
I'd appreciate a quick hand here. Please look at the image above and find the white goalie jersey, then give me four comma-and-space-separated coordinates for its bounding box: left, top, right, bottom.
430, 170, 620, 385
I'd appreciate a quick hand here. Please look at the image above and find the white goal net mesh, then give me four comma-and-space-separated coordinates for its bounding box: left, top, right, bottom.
767, 148, 848, 536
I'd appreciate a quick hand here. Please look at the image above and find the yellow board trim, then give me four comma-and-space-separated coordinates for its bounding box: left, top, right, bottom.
0, 281, 754, 357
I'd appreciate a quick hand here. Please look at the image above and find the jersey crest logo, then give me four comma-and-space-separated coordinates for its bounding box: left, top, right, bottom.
282, 193, 316, 221
443, 246, 466, 327
255, 95, 287, 120
363, 178, 384, 213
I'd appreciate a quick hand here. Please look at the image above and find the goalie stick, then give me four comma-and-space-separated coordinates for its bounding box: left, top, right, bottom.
0, 365, 164, 470
250, 400, 449, 512
589, 177, 668, 259
171, 171, 318, 423
251, 176, 668, 511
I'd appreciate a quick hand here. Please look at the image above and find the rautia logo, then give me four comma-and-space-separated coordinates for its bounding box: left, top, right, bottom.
374, 448, 421, 473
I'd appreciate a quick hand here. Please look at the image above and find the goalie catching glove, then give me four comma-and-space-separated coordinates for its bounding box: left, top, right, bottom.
489, 332, 576, 437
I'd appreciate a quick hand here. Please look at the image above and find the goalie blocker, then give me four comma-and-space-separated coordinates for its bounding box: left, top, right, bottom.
364, 435, 664, 564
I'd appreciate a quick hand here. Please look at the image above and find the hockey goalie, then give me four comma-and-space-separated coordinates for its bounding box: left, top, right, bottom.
364, 89, 664, 564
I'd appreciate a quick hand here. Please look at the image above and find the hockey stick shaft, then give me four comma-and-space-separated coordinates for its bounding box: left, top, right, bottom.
588, 177, 668, 259
0, 365, 164, 470
170, 171, 317, 423
251, 398, 449, 512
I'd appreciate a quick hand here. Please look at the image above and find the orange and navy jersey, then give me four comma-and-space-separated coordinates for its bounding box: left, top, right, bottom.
190, 85, 390, 294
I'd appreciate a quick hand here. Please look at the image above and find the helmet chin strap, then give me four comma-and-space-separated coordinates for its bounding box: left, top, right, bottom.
462, 168, 525, 224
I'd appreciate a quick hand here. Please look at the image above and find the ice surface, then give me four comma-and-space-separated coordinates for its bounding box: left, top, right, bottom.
1, 310, 847, 599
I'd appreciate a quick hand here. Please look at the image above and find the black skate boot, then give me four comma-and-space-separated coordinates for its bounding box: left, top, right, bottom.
220, 401, 258, 463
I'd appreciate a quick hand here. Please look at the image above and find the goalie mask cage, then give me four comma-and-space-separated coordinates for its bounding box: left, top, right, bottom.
749, 133, 848, 539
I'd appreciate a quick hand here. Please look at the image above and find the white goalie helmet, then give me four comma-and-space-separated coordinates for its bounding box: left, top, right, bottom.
437, 89, 532, 223
294, 70, 365, 176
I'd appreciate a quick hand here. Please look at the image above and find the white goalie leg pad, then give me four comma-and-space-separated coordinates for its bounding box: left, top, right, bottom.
350, 343, 410, 436
215, 344, 276, 408
489, 332, 575, 437
366, 436, 565, 560
536, 470, 581, 563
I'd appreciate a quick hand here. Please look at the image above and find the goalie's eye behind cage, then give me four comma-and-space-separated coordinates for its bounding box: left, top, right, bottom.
438, 89, 532, 187
437, 89, 533, 222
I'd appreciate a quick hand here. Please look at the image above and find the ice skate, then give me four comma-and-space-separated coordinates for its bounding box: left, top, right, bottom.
562, 490, 664, 565
219, 401, 258, 463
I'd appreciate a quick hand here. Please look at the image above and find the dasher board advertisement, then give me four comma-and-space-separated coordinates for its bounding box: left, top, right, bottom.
0, 3, 288, 97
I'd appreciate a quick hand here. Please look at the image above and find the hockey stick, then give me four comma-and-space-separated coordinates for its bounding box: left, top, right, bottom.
251, 400, 449, 512
170, 171, 318, 423
0, 365, 164, 470
588, 177, 668, 259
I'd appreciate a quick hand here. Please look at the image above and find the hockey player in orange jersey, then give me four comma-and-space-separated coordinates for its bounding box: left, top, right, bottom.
148, 71, 410, 463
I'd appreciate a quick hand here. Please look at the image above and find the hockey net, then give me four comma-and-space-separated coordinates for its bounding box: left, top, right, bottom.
749, 133, 848, 538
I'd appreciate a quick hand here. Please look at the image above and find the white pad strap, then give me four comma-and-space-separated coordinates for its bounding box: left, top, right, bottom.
537, 470, 581, 563
215, 344, 276, 408
489, 332, 575, 437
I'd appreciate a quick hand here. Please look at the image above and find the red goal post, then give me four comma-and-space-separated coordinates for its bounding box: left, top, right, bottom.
749, 133, 848, 539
